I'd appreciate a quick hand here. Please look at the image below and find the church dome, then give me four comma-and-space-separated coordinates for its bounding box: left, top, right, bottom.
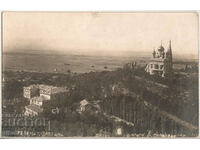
158, 45, 164, 51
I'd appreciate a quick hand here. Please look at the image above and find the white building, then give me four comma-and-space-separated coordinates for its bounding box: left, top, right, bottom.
24, 84, 68, 116
145, 41, 173, 77
23, 85, 39, 99
77, 99, 101, 114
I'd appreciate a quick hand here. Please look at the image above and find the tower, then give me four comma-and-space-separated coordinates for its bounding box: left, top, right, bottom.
166, 40, 173, 72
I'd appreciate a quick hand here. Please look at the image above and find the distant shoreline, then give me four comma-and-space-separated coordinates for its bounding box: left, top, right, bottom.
3, 49, 198, 60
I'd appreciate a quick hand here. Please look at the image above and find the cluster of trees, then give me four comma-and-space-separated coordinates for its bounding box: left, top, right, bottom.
101, 95, 197, 136
119, 65, 198, 126
2, 80, 23, 100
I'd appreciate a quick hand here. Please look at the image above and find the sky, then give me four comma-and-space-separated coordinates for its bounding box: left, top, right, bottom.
2, 12, 199, 56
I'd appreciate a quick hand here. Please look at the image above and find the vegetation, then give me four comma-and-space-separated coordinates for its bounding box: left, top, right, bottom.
2, 63, 198, 136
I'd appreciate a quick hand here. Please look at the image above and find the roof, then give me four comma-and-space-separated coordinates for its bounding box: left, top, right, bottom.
158, 45, 165, 51
39, 84, 68, 94
25, 104, 43, 113
24, 84, 68, 94
51, 87, 68, 94
30, 96, 48, 102
80, 99, 89, 106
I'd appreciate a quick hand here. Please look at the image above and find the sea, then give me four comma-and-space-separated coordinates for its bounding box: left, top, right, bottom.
3, 50, 195, 74
2, 50, 148, 74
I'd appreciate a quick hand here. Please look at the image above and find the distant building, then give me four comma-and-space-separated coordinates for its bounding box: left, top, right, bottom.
145, 41, 173, 77
79, 99, 89, 112
77, 99, 101, 114
24, 84, 68, 116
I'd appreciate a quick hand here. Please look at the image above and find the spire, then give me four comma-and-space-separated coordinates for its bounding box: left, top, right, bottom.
168, 40, 171, 50
168, 40, 172, 56
167, 40, 173, 71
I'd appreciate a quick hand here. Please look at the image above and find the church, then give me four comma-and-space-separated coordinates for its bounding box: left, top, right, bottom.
145, 41, 173, 77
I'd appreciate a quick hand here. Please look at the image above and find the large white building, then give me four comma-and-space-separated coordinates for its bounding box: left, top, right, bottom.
24, 84, 68, 116
145, 41, 173, 77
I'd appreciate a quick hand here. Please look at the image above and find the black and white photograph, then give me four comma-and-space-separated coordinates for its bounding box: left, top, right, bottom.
1, 12, 199, 138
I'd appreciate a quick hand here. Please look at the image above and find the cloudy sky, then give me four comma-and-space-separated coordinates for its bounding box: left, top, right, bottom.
2, 12, 199, 56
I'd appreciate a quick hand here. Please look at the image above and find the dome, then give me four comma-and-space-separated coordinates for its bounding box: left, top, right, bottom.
157, 45, 165, 51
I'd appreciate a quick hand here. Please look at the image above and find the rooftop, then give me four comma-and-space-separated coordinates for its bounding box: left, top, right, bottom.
24, 84, 68, 94
30, 96, 49, 102
25, 104, 43, 113
80, 99, 89, 106
39, 84, 68, 94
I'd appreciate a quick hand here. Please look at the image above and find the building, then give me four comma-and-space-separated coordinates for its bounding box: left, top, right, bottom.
39, 84, 68, 100
23, 85, 39, 99
145, 41, 173, 77
30, 96, 49, 107
24, 84, 68, 116
24, 104, 43, 116
77, 99, 101, 114
79, 99, 89, 112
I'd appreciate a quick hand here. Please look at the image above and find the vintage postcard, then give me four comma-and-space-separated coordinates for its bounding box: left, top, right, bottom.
1, 12, 199, 138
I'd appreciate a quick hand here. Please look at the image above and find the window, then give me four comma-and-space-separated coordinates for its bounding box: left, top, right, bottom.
160, 65, 164, 69
154, 64, 159, 69
151, 64, 153, 68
